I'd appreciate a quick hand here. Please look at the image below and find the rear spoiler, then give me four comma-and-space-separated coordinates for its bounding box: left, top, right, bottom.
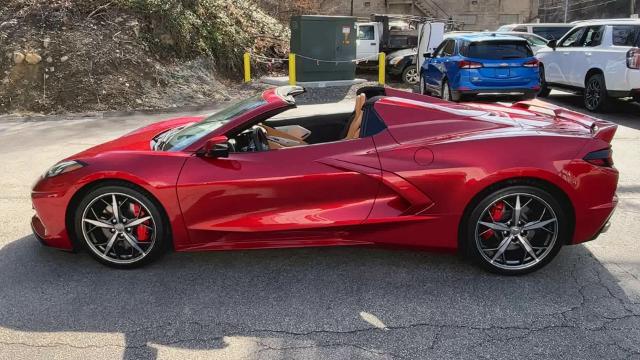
512, 100, 617, 143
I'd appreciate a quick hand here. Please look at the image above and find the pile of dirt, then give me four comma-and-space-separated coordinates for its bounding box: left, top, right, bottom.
0, 0, 289, 114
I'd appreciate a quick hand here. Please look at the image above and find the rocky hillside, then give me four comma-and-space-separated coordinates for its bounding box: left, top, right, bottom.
0, 0, 289, 114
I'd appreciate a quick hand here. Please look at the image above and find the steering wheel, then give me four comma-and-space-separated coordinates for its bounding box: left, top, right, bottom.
251, 125, 269, 152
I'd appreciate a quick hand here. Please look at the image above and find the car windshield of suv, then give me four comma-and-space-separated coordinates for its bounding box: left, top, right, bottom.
159, 95, 266, 151
464, 40, 533, 59
521, 34, 548, 46
532, 26, 573, 40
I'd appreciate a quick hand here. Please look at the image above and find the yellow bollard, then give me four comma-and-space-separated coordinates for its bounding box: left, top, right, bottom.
378, 52, 386, 85
289, 53, 296, 85
243, 52, 251, 83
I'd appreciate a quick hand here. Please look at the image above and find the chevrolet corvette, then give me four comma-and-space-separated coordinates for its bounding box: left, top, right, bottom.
31, 86, 618, 274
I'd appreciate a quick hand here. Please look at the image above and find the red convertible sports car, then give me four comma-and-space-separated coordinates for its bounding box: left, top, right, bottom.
31, 86, 618, 274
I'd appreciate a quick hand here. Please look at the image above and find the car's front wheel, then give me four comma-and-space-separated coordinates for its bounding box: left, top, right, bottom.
419, 76, 429, 95
463, 185, 567, 275
584, 73, 609, 112
74, 184, 169, 268
402, 66, 419, 85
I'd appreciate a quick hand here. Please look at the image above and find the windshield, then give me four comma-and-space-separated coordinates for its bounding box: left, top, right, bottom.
532, 26, 573, 41
160, 95, 266, 151
521, 34, 548, 46
464, 41, 533, 59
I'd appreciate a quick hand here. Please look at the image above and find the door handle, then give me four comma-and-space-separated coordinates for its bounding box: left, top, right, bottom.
562, 52, 570, 55
370, 42, 376, 46
585, 52, 592, 56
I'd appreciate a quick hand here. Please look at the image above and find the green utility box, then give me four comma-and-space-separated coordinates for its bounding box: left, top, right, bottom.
290, 15, 357, 82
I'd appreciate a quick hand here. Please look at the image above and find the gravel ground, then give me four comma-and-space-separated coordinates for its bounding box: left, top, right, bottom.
0, 90, 638, 360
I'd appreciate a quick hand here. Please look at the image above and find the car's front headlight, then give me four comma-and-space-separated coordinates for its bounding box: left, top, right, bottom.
45, 160, 85, 178
389, 57, 403, 66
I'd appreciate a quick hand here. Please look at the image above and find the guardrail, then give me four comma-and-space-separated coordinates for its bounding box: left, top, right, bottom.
242, 52, 386, 86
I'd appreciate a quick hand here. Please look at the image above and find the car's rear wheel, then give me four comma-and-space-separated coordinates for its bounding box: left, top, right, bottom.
441, 79, 460, 102
584, 73, 608, 112
521, 93, 536, 101
463, 186, 567, 275
537, 65, 551, 97
402, 66, 419, 85
74, 185, 169, 268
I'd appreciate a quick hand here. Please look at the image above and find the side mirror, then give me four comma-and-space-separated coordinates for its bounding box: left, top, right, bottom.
423, 52, 432, 58
200, 135, 229, 158
547, 39, 557, 50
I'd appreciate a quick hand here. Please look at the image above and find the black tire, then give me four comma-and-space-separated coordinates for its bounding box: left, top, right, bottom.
402, 66, 419, 85
537, 65, 551, 97
584, 73, 609, 112
520, 93, 536, 101
462, 185, 568, 275
419, 76, 429, 95
74, 184, 170, 268
441, 79, 461, 102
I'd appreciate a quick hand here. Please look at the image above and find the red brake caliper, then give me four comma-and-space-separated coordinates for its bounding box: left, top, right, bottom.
130, 203, 150, 241
482, 201, 506, 240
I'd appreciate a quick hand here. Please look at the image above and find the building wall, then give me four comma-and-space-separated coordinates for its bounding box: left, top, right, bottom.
324, 0, 538, 31
538, 0, 637, 22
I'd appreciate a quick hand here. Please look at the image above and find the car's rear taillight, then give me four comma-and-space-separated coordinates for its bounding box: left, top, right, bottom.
584, 148, 614, 167
627, 48, 640, 69
459, 60, 483, 69
523, 59, 539, 68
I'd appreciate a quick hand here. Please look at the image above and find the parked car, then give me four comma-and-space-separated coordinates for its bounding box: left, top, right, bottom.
419, 33, 540, 101
484, 31, 549, 53
497, 23, 574, 41
386, 48, 418, 84
31, 85, 618, 275
536, 19, 640, 111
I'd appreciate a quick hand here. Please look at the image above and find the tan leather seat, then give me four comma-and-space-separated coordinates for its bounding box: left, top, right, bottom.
263, 125, 307, 149
344, 94, 366, 140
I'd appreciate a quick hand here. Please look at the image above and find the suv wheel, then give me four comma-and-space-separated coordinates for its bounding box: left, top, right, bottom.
537, 65, 551, 97
584, 73, 609, 112
441, 79, 460, 102
419, 76, 429, 95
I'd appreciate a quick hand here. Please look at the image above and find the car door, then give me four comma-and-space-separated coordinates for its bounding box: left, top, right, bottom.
176, 137, 382, 246
551, 26, 587, 85
425, 39, 455, 93
567, 25, 605, 87
356, 24, 378, 61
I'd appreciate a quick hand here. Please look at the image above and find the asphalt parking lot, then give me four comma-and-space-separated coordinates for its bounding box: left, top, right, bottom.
0, 90, 639, 360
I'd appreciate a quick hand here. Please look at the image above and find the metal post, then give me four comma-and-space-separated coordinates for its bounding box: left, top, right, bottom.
563, 0, 569, 22
378, 52, 386, 85
350, 0, 354, 16
289, 53, 296, 86
243, 52, 251, 83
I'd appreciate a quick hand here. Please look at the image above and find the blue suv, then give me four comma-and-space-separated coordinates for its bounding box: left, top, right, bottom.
420, 33, 541, 101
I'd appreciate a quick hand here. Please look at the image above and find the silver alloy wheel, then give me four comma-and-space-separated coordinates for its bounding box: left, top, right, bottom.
81, 192, 157, 264
475, 193, 558, 271
404, 68, 419, 84
585, 78, 601, 110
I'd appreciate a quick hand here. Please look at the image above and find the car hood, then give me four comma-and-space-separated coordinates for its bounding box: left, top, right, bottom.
67, 116, 204, 160
387, 48, 416, 59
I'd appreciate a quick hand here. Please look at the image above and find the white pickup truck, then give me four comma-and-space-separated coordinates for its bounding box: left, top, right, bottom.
356, 19, 444, 63
536, 19, 640, 111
